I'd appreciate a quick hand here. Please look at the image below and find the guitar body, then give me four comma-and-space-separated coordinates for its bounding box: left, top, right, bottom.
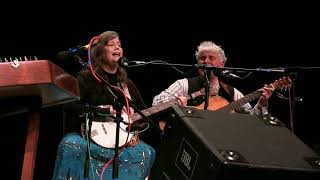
197, 96, 230, 111
88, 113, 135, 149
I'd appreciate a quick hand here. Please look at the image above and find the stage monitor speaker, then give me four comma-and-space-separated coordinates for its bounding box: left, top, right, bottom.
156, 105, 320, 180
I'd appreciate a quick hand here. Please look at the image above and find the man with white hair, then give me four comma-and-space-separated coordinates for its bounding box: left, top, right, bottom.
152, 41, 275, 116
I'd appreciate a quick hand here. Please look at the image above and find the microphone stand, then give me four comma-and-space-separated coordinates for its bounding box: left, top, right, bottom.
73, 55, 161, 180
83, 103, 104, 180
111, 95, 124, 180
203, 69, 211, 110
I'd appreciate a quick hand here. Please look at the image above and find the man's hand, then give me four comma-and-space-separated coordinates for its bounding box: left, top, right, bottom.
258, 85, 275, 107
176, 96, 188, 106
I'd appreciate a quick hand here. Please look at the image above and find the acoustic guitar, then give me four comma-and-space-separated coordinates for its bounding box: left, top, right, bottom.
197, 76, 291, 112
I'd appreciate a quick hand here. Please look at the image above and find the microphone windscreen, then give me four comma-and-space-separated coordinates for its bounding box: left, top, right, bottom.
118, 57, 129, 67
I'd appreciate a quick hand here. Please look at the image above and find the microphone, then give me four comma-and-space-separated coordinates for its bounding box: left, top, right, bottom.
66, 102, 111, 115
69, 44, 90, 54
93, 106, 112, 117
118, 57, 146, 67
221, 70, 242, 79
118, 56, 130, 67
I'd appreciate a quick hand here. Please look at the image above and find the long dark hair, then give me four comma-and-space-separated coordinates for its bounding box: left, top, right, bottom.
90, 31, 127, 83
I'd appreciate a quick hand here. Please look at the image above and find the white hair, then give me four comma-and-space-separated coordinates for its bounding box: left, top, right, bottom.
195, 41, 227, 63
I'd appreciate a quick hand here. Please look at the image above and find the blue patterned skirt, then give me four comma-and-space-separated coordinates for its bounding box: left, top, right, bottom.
52, 133, 155, 180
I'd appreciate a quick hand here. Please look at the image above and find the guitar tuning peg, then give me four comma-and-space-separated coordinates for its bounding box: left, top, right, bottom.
34, 56, 38, 60
19, 57, 23, 61
9, 57, 13, 62
29, 56, 32, 61
4, 58, 8, 62
24, 56, 28, 61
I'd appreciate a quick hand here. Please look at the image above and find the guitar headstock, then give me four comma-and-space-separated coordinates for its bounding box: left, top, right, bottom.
271, 76, 292, 91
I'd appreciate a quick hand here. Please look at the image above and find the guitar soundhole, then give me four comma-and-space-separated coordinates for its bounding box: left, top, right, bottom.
101, 124, 107, 135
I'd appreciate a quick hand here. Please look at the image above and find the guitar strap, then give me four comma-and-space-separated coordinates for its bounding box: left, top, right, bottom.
187, 76, 206, 106
118, 82, 132, 100
117, 82, 134, 119
117, 82, 139, 146
219, 81, 234, 103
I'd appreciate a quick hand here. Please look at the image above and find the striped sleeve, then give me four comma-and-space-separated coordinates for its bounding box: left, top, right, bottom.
152, 78, 189, 106
233, 88, 268, 116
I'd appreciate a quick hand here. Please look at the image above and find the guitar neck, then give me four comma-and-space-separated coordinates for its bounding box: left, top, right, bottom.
220, 90, 262, 112
129, 93, 196, 122
217, 76, 290, 112
130, 99, 179, 121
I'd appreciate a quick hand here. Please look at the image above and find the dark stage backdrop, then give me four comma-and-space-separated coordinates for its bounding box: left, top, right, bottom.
1, 5, 319, 179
